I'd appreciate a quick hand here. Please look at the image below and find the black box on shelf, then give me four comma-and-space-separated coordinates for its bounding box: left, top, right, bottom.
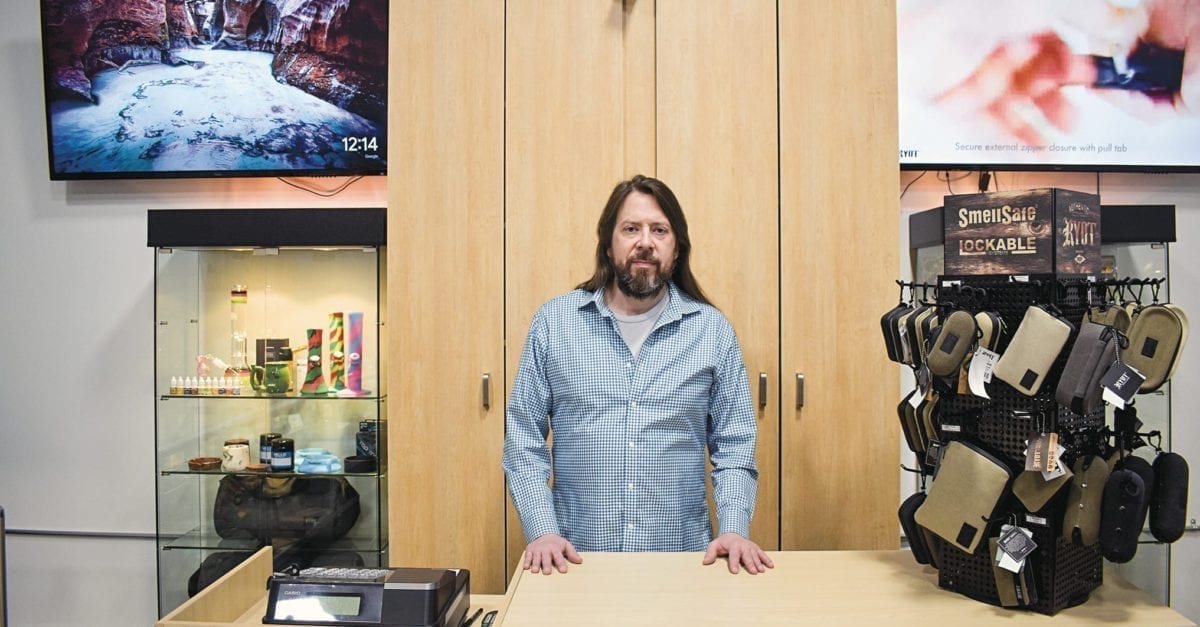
357, 419, 386, 459
256, 338, 291, 365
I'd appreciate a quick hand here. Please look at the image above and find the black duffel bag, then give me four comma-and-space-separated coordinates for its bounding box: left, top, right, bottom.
213, 475, 361, 545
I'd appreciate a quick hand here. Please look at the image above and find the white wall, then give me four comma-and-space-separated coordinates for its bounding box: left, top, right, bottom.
899, 170, 1200, 623
0, 3, 386, 624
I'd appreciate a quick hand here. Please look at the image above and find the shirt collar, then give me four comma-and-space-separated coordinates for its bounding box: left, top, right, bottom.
583, 281, 702, 326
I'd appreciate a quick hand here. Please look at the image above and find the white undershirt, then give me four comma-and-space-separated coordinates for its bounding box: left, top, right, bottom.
612, 293, 670, 359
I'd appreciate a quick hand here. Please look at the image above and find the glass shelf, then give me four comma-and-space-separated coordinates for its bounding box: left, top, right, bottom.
161, 528, 389, 554
161, 468, 385, 478
159, 393, 386, 401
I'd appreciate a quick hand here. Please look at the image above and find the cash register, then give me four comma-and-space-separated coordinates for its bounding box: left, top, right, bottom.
264, 566, 469, 627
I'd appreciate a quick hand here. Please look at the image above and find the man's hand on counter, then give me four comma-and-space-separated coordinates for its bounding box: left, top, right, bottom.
702, 532, 775, 574
524, 533, 583, 575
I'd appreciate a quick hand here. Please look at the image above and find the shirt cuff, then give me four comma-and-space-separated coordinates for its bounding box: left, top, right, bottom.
717, 513, 751, 539
521, 507, 562, 543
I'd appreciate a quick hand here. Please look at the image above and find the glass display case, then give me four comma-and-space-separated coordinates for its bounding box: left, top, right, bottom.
148, 209, 387, 616
1101, 239, 1172, 603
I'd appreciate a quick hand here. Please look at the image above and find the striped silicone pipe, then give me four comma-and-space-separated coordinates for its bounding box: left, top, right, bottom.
301, 328, 329, 395
345, 311, 366, 395
328, 312, 346, 391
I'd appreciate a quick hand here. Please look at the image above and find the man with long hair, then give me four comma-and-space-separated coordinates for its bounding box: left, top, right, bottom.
503, 175, 772, 576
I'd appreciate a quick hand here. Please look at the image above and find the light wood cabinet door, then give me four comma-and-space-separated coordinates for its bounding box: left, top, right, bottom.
387, 1, 507, 592
503, 0, 655, 579
656, 0, 781, 549
778, 0, 900, 550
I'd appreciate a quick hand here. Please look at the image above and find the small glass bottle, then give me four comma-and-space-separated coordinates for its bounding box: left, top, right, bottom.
260, 433, 282, 464
270, 437, 295, 472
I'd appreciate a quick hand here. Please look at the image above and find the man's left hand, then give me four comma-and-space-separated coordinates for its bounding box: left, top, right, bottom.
702, 532, 775, 574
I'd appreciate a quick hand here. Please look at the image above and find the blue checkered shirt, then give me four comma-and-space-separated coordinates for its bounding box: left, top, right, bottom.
502, 282, 758, 551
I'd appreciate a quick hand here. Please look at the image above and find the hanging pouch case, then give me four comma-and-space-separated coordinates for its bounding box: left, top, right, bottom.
881, 302, 913, 363
898, 390, 926, 457
907, 305, 941, 369
994, 305, 1075, 396
1062, 455, 1111, 546
902, 389, 926, 454
1054, 322, 1118, 415
916, 393, 941, 453
1085, 303, 1132, 332
895, 308, 919, 366
990, 537, 1038, 608
975, 311, 1004, 352
1150, 452, 1189, 543
904, 305, 935, 369
1099, 468, 1149, 563
1012, 466, 1073, 513
915, 440, 1013, 555
927, 309, 979, 378
899, 492, 935, 566
1123, 303, 1188, 393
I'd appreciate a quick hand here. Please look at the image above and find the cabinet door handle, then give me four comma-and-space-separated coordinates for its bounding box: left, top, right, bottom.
758, 372, 768, 409
796, 373, 805, 409
482, 373, 491, 410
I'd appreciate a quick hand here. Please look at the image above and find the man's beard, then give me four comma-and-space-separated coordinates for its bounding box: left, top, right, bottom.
615, 252, 673, 300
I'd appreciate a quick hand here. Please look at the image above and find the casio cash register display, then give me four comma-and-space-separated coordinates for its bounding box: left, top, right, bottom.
265, 567, 469, 627
275, 594, 363, 622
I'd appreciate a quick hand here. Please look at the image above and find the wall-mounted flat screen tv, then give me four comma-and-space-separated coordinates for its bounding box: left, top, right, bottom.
40, 0, 387, 180
898, 0, 1200, 172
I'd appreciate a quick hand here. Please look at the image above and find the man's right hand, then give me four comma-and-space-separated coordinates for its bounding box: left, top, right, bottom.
524, 533, 582, 575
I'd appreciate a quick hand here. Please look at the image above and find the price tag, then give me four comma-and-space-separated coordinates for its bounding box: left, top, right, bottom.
1025, 433, 1057, 472
1101, 363, 1145, 409
1041, 444, 1068, 480
996, 524, 1037, 573
968, 348, 999, 398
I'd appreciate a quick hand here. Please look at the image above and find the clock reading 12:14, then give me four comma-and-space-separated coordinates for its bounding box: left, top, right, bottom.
342, 136, 379, 153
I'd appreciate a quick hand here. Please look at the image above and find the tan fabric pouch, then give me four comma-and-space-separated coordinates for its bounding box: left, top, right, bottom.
927, 310, 978, 377
915, 440, 1013, 554
1123, 304, 1189, 392
1061, 455, 1111, 546
1012, 467, 1073, 512
994, 306, 1074, 396
990, 537, 1038, 608
1084, 303, 1132, 332
974, 311, 1004, 352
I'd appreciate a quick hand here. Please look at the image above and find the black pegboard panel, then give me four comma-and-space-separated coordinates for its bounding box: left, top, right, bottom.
936, 275, 1105, 467
936, 509, 1102, 614
929, 275, 1106, 614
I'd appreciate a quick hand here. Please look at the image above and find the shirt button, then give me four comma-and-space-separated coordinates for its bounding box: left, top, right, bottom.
628, 441, 635, 448
626, 361, 632, 368
630, 400, 637, 408
627, 523, 634, 529
627, 482, 634, 490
